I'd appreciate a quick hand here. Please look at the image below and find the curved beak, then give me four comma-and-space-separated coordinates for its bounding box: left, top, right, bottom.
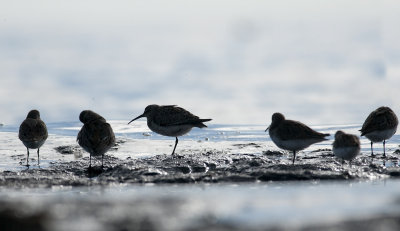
128, 114, 145, 124
265, 126, 270, 132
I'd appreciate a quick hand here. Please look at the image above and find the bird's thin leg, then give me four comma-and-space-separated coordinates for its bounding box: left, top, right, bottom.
37, 148, 40, 165
89, 153, 92, 169
370, 142, 374, 157
101, 154, 104, 169
292, 150, 296, 165
171, 137, 178, 155
26, 148, 30, 167
383, 140, 386, 158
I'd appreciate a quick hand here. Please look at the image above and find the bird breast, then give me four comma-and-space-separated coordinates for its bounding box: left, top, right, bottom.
22, 140, 46, 149
364, 127, 397, 142
333, 146, 360, 160
147, 120, 193, 137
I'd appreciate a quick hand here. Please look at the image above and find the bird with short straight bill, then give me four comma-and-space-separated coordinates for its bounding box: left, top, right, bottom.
128, 104, 212, 155
266, 112, 329, 164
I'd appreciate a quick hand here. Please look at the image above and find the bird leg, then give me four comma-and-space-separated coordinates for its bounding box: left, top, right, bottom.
370, 142, 374, 157
292, 150, 296, 164
89, 153, 92, 169
26, 147, 30, 167
171, 137, 178, 155
101, 154, 104, 169
383, 140, 386, 158
37, 148, 40, 165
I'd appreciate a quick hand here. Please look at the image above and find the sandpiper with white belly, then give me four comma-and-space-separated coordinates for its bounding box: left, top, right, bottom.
360, 106, 398, 157
19, 109, 48, 166
77, 110, 115, 169
128, 104, 212, 155
332, 130, 360, 165
266, 112, 329, 164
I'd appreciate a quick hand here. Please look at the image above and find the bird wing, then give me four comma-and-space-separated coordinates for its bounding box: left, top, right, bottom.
360, 109, 398, 135
277, 120, 328, 140
333, 133, 360, 148
152, 106, 203, 126
78, 120, 115, 155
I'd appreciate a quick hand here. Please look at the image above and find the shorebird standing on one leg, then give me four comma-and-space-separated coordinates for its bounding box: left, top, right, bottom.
77, 110, 115, 169
128, 104, 212, 155
19, 109, 48, 166
332, 130, 360, 165
360, 106, 398, 157
265, 112, 329, 164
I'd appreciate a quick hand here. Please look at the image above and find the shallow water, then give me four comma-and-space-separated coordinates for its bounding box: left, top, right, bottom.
0, 121, 399, 230
1, 181, 400, 231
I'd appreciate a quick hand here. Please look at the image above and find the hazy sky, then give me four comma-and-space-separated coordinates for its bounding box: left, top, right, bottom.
1, 0, 399, 125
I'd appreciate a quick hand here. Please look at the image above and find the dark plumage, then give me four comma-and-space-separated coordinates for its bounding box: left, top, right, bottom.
333, 130, 360, 164
266, 112, 329, 164
128, 104, 212, 155
360, 106, 398, 157
19, 110, 48, 166
77, 110, 115, 168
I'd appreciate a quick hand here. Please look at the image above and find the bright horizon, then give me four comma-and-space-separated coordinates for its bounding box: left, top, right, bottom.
1, 0, 399, 126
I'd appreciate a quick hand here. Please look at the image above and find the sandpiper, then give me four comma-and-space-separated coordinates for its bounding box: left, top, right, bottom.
265, 112, 329, 164
77, 110, 115, 169
19, 109, 48, 166
332, 130, 360, 164
360, 106, 398, 157
128, 104, 212, 155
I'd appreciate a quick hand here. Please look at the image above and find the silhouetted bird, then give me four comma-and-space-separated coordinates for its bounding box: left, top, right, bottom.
333, 130, 360, 165
266, 112, 329, 164
360, 106, 398, 157
19, 109, 48, 166
77, 110, 115, 168
129, 104, 211, 155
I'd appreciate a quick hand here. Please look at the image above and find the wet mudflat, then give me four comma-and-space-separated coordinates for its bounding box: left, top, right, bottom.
1, 145, 400, 187
0, 122, 400, 231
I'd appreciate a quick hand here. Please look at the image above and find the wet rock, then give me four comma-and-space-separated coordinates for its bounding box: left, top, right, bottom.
191, 164, 207, 173
153, 176, 196, 184
1, 143, 400, 187
386, 168, 400, 177
205, 162, 217, 171
54, 145, 79, 155
86, 166, 106, 178
263, 150, 284, 156
233, 143, 262, 149
0, 206, 48, 231
303, 215, 400, 231
218, 174, 256, 182
173, 166, 191, 174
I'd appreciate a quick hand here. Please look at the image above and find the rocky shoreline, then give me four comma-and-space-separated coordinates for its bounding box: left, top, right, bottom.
1, 144, 399, 187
